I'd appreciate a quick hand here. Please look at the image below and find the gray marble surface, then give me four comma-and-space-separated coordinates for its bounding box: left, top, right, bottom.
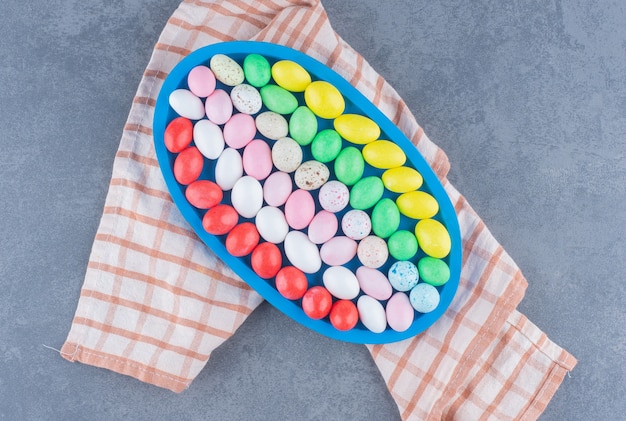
1, 1, 625, 419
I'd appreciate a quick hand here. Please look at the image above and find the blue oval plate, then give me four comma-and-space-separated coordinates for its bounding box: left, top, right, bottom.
153, 41, 461, 344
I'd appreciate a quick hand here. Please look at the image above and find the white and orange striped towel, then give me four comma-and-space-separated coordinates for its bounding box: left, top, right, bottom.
61, 1, 576, 419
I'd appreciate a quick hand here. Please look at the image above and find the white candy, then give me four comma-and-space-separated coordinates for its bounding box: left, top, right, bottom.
272, 137, 302, 173
255, 206, 289, 244
169, 89, 205, 120
255, 111, 288, 140
357, 295, 387, 333
322, 266, 360, 300
231, 176, 263, 219
284, 231, 322, 274
214, 148, 243, 191
230, 84, 262, 114
193, 120, 224, 160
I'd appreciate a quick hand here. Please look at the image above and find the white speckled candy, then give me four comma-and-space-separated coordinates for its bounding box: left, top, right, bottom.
284, 231, 322, 274
255, 206, 289, 244
262, 171, 292, 207
386, 292, 414, 332
318, 180, 349, 212
255, 111, 288, 140
409, 283, 440, 313
231, 176, 263, 218
214, 148, 243, 191
230, 84, 262, 114
357, 295, 387, 333
169, 89, 205, 120
355, 266, 392, 300
388, 261, 419, 292
187, 65, 216, 98
294, 161, 329, 190
357, 235, 388, 268
272, 137, 302, 173
307, 210, 338, 244
205, 89, 233, 125
341, 209, 371, 240
210, 54, 245, 86
323, 266, 360, 300
193, 119, 224, 160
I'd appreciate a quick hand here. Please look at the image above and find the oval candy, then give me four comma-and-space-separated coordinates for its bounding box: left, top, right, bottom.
169, 89, 205, 120
225, 222, 259, 257
271, 60, 311, 92
388, 261, 419, 292
289, 106, 318, 146
242, 139, 272, 180
231, 176, 263, 218
387, 230, 418, 261
214, 148, 243, 191
210, 54, 244, 86
193, 119, 224, 160
319, 236, 358, 266
294, 161, 329, 190
275, 266, 308, 300
341, 210, 371, 240
204, 89, 233, 125
302, 286, 332, 319
304, 80, 345, 119
410, 283, 440, 313
310, 129, 342, 163
334, 146, 364, 186
362, 140, 407, 169
271, 137, 302, 173
318, 180, 350, 213
187, 65, 216, 98
223, 113, 256, 149
284, 231, 322, 274
349, 176, 384, 210
334, 114, 380, 144
255, 206, 289, 244
307, 210, 338, 244
323, 266, 360, 300
284, 189, 315, 230
230, 84, 262, 115
418, 256, 451, 286
185, 180, 223, 209
382, 166, 423, 193
260, 84, 298, 114
357, 295, 387, 333
202, 204, 238, 235
371, 198, 400, 239
173, 146, 203, 185
357, 235, 388, 268
251, 242, 282, 279
415, 219, 451, 259
243, 53, 271, 88
255, 111, 288, 140
396, 191, 439, 220
386, 292, 414, 333
355, 267, 392, 301
262, 171, 292, 207
329, 300, 359, 331
164, 117, 193, 153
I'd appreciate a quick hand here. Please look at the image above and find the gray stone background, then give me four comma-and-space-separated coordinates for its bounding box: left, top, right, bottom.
1, 0, 625, 419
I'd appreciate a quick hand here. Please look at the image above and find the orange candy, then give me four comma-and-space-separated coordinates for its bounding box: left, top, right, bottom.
185, 180, 223, 209
173, 146, 203, 185
329, 300, 359, 331
202, 204, 238, 235
225, 222, 259, 257
301, 286, 332, 320
164, 117, 193, 153
251, 242, 282, 279
275, 266, 308, 300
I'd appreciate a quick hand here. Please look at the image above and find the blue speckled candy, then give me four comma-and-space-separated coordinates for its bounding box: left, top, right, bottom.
409, 283, 440, 313
387, 261, 419, 292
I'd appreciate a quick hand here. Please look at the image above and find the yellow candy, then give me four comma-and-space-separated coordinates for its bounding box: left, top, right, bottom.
334, 114, 380, 144
362, 140, 406, 169
396, 191, 439, 219
304, 81, 345, 119
271, 60, 311, 92
414, 219, 451, 258
382, 167, 423, 193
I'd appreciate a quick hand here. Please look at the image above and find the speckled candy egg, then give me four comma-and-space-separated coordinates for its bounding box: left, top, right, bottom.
409, 283, 440, 313
272, 137, 303, 173
210, 54, 244, 86
341, 210, 371, 240
318, 180, 349, 213
388, 261, 419, 292
357, 236, 388, 268
230, 84, 262, 114
294, 161, 329, 190
255, 111, 289, 140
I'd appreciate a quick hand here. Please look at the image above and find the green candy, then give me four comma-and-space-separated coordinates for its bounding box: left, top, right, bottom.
243, 54, 271, 88
334, 146, 364, 186
418, 256, 450, 286
371, 198, 400, 238
311, 129, 342, 162
349, 176, 384, 210
387, 230, 418, 260
289, 106, 318, 146
260, 84, 298, 114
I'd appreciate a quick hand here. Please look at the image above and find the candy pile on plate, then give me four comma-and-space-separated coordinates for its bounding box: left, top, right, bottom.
162, 52, 453, 334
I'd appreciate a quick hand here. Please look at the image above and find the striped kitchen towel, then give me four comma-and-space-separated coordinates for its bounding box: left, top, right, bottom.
61, 1, 576, 419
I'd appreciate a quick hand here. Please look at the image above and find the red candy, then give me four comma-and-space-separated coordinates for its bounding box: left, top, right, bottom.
302, 286, 332, 320
185, 180, 223, 209
251, 242, 282, 279
173, 146, 203, 185
164, 117, 193, 153
225, 222, 259, 257
202, 204, 238, 235
275, 266, 308, 300
329, 300, 359, 331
